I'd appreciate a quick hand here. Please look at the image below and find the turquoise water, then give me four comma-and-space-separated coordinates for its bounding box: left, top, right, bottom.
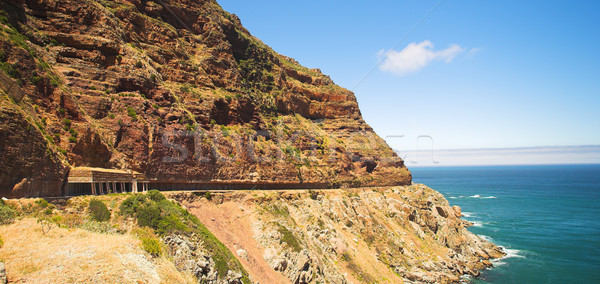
410, 165, 600, 284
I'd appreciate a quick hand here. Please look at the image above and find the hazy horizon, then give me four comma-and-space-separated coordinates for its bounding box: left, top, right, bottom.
397, 145, 600, 167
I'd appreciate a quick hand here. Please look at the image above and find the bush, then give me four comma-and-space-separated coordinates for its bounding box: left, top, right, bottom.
126, 107, 137, 120
0, 235, 3, 248
0, 204, 16, 225
121, 193, 187, 234
35, 198, 49, 208
156, 214, 187, 235
146, 190, 165, 202
88, 199, 110, 222
277, 225, 301, 252
141, 236, 162, 257
119, 194, 150, 215
136, 203, 161, 228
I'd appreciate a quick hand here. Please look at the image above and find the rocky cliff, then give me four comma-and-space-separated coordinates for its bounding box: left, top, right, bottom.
0, 0, 410, 197
170, 185, 505, 283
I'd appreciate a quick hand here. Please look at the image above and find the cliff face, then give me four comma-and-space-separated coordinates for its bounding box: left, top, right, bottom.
0, 0, 410, 197
171, 185, 505, 283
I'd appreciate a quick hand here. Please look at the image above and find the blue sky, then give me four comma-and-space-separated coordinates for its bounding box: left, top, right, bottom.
218, 1, 600, 162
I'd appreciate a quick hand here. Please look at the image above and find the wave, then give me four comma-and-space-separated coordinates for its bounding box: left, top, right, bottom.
471, 221, 483, 227
462, 212, 473, 217
477, 234, 493, 242
490, 247, 525, 267
468, 194, 497, 199
503, 248, 526, 259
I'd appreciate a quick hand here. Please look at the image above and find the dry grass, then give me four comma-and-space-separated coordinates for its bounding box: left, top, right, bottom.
155, 257, 197, 284
0, 218, 193, 283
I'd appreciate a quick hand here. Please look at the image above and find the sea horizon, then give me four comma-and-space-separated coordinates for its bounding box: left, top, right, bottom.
408, 162, 600, 168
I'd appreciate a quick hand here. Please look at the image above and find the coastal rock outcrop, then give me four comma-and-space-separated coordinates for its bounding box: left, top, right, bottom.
172, 185, 506, 284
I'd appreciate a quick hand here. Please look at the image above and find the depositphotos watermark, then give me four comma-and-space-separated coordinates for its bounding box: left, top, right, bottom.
158, 126, 439, 165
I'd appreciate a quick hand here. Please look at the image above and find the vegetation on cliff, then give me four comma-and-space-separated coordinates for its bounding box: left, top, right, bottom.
0, 0, 410, 197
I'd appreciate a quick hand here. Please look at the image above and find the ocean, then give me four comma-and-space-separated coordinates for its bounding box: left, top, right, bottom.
410, 164, 600, 284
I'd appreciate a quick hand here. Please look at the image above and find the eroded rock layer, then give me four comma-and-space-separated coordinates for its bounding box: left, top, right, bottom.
0, 0, 410, 197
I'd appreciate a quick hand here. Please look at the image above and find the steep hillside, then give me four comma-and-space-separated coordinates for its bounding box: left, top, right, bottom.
0, 186, 505, 283
171, 185, 505, 283
0, 0, 410, 197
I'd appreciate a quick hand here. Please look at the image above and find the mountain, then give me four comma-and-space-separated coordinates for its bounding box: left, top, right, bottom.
0, 0, 411, 198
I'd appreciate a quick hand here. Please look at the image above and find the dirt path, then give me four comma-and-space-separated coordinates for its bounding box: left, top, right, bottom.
185, 199, 291, 284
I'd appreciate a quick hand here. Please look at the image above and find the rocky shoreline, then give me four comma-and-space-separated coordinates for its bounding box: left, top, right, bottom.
171, 184, 505, 283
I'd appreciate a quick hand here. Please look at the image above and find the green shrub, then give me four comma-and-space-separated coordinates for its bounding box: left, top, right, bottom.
35, 198, 49, 208
68, 136, 77, 143
156, 214, 187, 235
141, 236, 162, 257
0, 62, 20, 78
277, 225, 301, 252
0, 204, 16, 225
30, 76, 42, 85
88, 199, 110, 222
136, 203, 161, 228
205, 191, 212, 200
126, 107, 137, 120
119, 194, 147, 216
0, 235, 3, 248
146, 190, 165, 202
63, 118, 71, 127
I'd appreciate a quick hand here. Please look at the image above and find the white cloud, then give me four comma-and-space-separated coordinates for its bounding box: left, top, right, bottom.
379, 40, 465, 75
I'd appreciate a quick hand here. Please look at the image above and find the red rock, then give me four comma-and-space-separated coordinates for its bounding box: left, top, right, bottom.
0, 0, 411, 196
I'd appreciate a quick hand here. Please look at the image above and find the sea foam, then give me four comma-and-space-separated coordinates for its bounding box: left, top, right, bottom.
477, 234, 494, 242
469, 194, 497, 199
490, 247, 525, 267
